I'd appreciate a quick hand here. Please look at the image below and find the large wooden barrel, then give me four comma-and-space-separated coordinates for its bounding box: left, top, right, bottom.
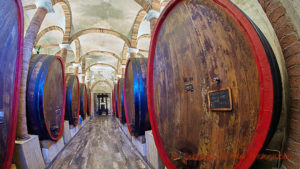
112, 88, 115, 116
65, 75, 80, 126
80, 83, 88, 120
114, 84, 118, 118
27, 55, 65, 140
117, 78, 126, 123
124, 58, 151, 137
147, 0, 282, 169
87, 88, 91, 116
0, 1, 23, 168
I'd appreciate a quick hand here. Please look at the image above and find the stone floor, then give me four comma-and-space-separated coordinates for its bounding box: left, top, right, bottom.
47, 116, 149, 169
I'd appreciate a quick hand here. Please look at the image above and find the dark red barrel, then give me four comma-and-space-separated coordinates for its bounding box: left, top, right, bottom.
65, 75, 80, 126
80, 83, 88, 120
0, 0, 23, 168
114, 84, 118, 118
117, 78, 126, 123
87, 87, 91, 116
124, 58, 151, 137
147, 0, 282, 169
27, 55, 65, 140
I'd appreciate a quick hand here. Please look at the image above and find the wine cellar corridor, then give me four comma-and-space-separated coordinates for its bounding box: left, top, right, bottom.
1, 0, 300, 169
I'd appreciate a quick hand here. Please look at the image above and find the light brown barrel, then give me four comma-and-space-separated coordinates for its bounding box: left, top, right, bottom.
80, 84, 87, 120
147, 0, 282, 168
65, 75, 80, 126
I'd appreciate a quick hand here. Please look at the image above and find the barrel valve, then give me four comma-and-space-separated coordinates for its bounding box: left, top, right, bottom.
213, 77, 221, 84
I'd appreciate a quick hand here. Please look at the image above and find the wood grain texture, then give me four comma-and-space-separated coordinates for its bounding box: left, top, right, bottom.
147, 0, 278, 168
124, 58, 151, 137
114, 84, 119, 118
87, 88, 91, 116
117, 79, 126, 124
65, 75, 80, 126
0, 0, 23, 168
27, 55, 65, 141
48, 116, 149, 169
80, 84, 88, 120
17, 7, 47, 139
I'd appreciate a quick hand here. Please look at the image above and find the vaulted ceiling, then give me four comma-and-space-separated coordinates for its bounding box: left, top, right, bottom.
22, 0, 168, 92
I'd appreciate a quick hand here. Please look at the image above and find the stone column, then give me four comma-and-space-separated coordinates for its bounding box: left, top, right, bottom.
145, 10, 160, 33
17, 0, 54, 139
59, 44, 70, 64
73, 63, 80, 75
128, 48, 139, 58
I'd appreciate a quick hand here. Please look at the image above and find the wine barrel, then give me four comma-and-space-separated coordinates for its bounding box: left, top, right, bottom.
112, 88, 115, 116
147, 0, 282, 169
114, 84, 119, 118
124, 58, 151, 137
0, 1, 23, 168
87, 88, 91, 116
27, 55, 65, 140
117, 78, 126, 123
80, 83, 88, 120
65, 75, 80, 126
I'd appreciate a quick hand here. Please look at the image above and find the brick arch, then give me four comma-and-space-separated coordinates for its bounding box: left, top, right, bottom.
257, 0, 300, 168
87, 63, 117, 72
131, 10, 147, 48
151, 0, 161, 12
73, 38, 81, 62
138, 34, 150, 41
69, 28, 131, 47
161, 0, 170, 7
52, 0, 72, 43
80, 50, 121, 62
91, 80, 113, 91
133, 0, 151, 12
34, 26, 64, 47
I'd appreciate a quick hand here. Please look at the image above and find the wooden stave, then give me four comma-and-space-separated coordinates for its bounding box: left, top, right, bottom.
65, 75, 80, 126
26, 55, 65, 141
112, 88, 115, 116
114, 84, 119, 118
124, 58, 151, 137
86, 88, 91, 116
0, 0, 24, 168
80, 84, 88, 120
117, 78, 126, 123
146, 0, 281, 169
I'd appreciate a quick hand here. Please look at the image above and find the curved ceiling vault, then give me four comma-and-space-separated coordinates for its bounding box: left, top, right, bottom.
23, 0, 155, 91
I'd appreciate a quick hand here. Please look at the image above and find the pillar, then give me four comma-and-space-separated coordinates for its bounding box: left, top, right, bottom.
128, 48, 139, 58
145, 10, 160, 33
59, 44, 70, 64
17, 0, 54, 139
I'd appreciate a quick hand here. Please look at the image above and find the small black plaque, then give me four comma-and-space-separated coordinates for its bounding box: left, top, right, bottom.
208, 88, 232, 111
0, 109, 4, 123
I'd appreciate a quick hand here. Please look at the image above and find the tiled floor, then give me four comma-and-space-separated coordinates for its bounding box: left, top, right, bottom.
48, 116, 149, 169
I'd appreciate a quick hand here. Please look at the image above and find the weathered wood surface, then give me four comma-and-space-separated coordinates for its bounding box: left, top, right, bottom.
147, 0, 281, 168
65, 75, 80, 126
117, 79, 126, 124
80, 84, 88, 120
48, 116, 149, 169
114, 84, 119, 118
0, 0, 23, 168
124, 58, 151, 137
27, 55, 65, 140
87, 88, 91, 116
